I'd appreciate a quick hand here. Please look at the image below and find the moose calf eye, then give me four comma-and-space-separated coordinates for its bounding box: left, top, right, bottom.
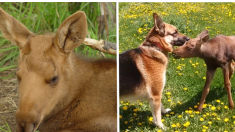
50, 76, 58, 86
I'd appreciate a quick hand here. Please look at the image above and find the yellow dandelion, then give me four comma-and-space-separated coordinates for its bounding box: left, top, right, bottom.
203, 77, 206, 80
133, 109, 138, 112
194, 105, 198, 108
128, 126, 131, 129
195, 71, 199, 74
133, 113, 137, 116
171, 124, 176, 128
119, 115, 122, 119
211, 106, 216, 110
149, 117, 153, 122
224, 106, 229, 109
138, 123, 142, 126
224, 118, 229, 122
183, 121, 190, 127
123, 106, 128, 110
166, 92, 171, 96
124, 121, 128, 124
184, 87, 188, 91
208, 121, 212, 125
200, 118, 204, 121
170, 112, 175, 115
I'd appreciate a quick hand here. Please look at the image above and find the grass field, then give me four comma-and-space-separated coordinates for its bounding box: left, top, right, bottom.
119, 2, 235, 132
0, 2, 116, 132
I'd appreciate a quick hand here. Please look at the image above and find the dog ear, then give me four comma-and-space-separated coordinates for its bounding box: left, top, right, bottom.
54, 11, 87, 53
153, 13, 165, 37
0, 7, 34, 49
197, 30, 209, 42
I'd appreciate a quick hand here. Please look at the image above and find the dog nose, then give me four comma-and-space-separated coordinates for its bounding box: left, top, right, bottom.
186, 37, 190, 41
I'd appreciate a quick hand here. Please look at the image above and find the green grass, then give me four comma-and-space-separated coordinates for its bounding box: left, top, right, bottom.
119, 2, 235, 132
0, 2, 116, 78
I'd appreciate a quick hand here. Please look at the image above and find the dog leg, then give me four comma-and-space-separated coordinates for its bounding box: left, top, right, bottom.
196, 67, 216, 111
161, 103, 171, 114
149, 97, 165, 130
223, 63, 234, 109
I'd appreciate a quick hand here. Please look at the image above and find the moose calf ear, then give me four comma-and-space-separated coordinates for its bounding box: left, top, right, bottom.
0, 7, 33, 48
54, 11, 87, 53
198, 30, 209, 42
153, 13, 165, 37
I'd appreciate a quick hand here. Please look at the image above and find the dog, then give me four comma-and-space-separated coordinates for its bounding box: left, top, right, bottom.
173, 30, 235, 111
119, 13, 189, 129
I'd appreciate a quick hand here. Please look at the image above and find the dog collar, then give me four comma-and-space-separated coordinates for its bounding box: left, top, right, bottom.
153, 41, 164, 51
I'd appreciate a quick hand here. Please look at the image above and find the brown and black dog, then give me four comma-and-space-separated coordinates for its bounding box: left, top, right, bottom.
119, 13, 189, 129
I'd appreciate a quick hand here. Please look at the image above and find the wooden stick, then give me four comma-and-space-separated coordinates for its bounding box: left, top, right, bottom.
83, 38, 116, 55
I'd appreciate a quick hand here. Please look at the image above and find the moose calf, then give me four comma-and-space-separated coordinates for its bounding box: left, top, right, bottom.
0, 8, 117, 132
173, 30, 235, 111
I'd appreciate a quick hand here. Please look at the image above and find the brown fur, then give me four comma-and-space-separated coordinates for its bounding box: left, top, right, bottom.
173, 30, 235, 111
119, 13, 189, 129
0, 7, 117, 132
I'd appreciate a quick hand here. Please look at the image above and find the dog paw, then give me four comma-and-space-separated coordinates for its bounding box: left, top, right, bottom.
161, 108, 171, 114
155, 122, 167, 130
165, 108, 171, 113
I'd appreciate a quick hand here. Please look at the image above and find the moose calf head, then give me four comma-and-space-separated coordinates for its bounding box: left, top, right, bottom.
173, 30, 209, 58
0, 8, 87, 132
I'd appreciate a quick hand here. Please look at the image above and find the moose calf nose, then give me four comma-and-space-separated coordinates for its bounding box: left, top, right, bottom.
16, 110, 40, 132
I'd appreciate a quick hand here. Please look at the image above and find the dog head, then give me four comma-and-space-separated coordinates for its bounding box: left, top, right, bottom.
172, 30, 209, 58
144, 13, 189, 52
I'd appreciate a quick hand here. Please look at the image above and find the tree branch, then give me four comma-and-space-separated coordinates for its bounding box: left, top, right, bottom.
83, 38, 116, 55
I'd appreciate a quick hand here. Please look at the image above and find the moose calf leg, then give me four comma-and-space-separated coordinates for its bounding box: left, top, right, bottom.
223, 64, 234, 109
229, 61, 235, 79
197, 68, 216, 111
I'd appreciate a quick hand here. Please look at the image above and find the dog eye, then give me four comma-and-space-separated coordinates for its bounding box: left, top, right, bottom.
173, 31, 178, 34
50, 76, 58, 86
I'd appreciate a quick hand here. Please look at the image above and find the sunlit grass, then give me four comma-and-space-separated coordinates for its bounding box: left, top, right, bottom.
119, 2, 235, 132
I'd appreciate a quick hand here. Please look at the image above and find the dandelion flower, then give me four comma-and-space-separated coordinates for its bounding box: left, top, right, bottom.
124, 121, 128, 124
171, 124, 176, 128
123, 106, 128, 110
184, 87, 188, 91
224, 118, 229, 122
149, 117, 153, 122
208, 121, 212, 125
183, 121, 190, 127
203, 77, 206, 80
119, 115, 122, 119
211, 106, 216, 110
200, 118, 204, 121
